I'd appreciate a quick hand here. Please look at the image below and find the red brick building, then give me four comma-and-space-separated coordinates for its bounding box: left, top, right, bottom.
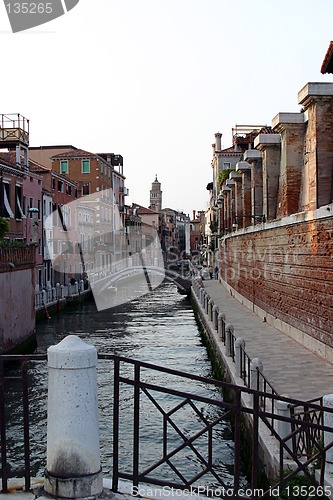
216, 81, 333, 362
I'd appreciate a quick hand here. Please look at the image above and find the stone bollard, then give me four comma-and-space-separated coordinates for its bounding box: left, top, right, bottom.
80, 279, 84, 292
275, 397, 292, 459
250, 358, 263, 392
235, 338, 245, 378
212, 305, 219, 330
44, 335, 103, 499
42, 289, 47, 306
60, 284, 64, 299
75, 281, 79, 294
225, 324, 234, 357
218, 313, 226, 341
323, 394, 333, 471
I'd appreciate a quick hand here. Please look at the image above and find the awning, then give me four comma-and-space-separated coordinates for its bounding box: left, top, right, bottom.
16, 194, 26, 218
4, 186, 14, 218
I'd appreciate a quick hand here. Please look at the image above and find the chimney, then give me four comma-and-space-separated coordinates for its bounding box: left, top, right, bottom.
192, 210, 196, 220
215, 132, 222, 152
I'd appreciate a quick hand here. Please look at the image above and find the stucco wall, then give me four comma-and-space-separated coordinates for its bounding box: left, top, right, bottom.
220, 213, 333, 354
0, 267, 35, 352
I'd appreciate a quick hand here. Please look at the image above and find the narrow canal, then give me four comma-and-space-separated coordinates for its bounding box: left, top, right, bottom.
7, 282, 247, 489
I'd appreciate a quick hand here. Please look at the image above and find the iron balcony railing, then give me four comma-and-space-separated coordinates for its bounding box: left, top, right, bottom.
1, 354, 333, 499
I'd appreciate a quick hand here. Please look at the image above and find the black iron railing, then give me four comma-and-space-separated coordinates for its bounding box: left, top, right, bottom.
1, 354, 333, 499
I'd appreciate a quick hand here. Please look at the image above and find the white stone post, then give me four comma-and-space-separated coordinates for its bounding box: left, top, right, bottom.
275, 397, 292, 459
75, 281, 79, 294
235, 338, 245, 378
80, 279, 84, 292
225, 324, 234, 357
323, 394, 333, 471
60, 284, 64, 299
42, 289, 47, 306
44, 335, 103, 499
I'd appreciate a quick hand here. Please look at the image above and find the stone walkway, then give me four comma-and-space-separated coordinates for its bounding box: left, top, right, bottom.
202, 280, 333, 401
1, 478, 208, 500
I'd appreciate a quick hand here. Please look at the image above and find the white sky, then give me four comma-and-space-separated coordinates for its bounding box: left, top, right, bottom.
0, 0, 332, 216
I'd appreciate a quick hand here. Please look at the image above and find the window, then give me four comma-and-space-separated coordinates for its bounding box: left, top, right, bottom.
60, 160, 69, 174
82, 160, 90, 174
29, 197, 34, 218
223, 162, 231, 169
66, 184, 72, 196
82, 183, 90, 196
58, 180, 64, 193
52, 178, 55, 190
38, 199, 41, 220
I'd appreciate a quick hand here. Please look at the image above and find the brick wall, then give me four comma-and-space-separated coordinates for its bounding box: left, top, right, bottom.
220, 215, 333, 347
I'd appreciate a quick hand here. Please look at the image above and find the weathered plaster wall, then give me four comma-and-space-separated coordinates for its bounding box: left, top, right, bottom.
220, 214, 333, 352
0, 267, 35, 352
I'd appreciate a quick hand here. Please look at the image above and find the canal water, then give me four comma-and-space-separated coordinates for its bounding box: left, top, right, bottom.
6, 282, 246, 489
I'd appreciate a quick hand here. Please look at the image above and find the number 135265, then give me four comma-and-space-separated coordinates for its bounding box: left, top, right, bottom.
6, 3, 53, 14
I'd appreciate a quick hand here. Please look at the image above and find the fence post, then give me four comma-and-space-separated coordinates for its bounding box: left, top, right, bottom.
205, 295, 210, 314
200, 288, 205, 306
218, 313, 226, 341
42, 289, 47, 306
208, 299, 214, 321
275, 398, 292, 459
250, 358, 263, 392
323, 394, 333, 471
212, 305, 219, 330
44, 335, 103, 498
225, 324, 234, 357
235, 338, 245, 378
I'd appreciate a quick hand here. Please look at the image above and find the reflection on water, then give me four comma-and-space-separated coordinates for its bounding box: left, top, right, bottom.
5, 282, 246, 488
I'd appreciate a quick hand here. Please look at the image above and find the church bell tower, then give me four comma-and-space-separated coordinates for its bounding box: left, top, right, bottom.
149, 175, 162, 212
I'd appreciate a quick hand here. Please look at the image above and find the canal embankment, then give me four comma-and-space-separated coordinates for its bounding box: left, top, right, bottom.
191, 275, 333, 483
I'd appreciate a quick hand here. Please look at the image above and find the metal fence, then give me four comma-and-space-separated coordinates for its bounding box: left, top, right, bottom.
1, 354, 333, 499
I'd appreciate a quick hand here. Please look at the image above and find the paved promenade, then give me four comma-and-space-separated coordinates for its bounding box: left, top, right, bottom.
202, 279, 333, 401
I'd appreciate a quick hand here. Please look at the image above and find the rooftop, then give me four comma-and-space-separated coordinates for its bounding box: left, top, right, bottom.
321, 41, 333, 74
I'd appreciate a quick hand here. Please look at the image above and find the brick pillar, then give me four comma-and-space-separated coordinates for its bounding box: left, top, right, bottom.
221, 185, 232, 232
236, 161, 252, 228
298, 83, 333, 210
230, 171, 242, 230
254, 134, 281, 221
272, 113, 305, 217
244, 150, 263, 224
226, 179, 236, 229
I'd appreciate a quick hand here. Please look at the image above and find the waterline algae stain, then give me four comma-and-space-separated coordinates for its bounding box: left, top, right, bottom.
4, 0, 79, 33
